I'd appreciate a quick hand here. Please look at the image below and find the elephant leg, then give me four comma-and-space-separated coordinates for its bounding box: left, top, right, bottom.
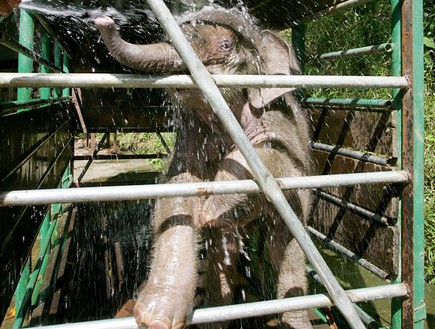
273, 237, 312, 329
134, 173, 203, 329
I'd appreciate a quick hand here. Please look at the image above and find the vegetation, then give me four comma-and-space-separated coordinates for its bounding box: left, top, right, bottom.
116, 132, 176, 171
423, 0, 435, 284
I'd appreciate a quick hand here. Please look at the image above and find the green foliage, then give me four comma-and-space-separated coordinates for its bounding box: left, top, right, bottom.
424, 86, 435, 284
117, 132, 176, 171
302, 0, 392, 99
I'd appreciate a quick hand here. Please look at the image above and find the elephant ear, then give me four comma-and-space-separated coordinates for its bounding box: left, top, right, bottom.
248, 30, 301, 109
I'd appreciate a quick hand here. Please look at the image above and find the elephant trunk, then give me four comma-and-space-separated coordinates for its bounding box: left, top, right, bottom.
95, 16, 185, 73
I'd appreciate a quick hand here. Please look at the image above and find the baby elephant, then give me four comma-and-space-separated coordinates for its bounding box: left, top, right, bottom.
96, 5, 312, 329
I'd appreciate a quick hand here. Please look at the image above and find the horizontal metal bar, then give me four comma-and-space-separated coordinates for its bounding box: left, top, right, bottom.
314, 190, 394, 226
0, 32, 61, 72
24, 283, 407, 329
0, 73, 409, 89
307, 227, 391, 280
73, 153, 168, 161
311, 141, 393, 166
316, 43, 393, 60
0, 170, 408, 206
301, 97, 393, 110
0, 97, 71, 117
305, 265, 383, 327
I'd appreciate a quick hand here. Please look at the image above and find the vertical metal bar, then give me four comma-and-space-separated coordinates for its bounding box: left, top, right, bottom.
145, 1, 365, 328
401, 0, 426, 328
40, 33, 52, 99
390, 0, 403, 327
62, 53, 71, 97
53, 43, 62, 97
17, 10, 34, 101
291, 24, 306, 73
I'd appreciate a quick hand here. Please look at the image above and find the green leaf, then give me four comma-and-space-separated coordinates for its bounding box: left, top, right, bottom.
424, 36, 435, 49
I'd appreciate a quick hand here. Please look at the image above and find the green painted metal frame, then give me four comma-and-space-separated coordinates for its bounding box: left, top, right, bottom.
293, 0, 425, 328
1, 8, 74, 326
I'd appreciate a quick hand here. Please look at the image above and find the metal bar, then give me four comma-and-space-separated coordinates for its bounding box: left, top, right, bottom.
75, 132, 108, 184
0, 73, 409, 89
23, 284, 407, 329
73, 153, 168, 161
293, 0, 376, 26
305, 265, 383, 327
311, 141, 392, 166
401, 0, 426, 327
0, 97, 71, 116
0, 171, 408, 207
301, 97, 393, 110
17, 9, 34, 101
307, 227, 391, 279
40, 32, 52, 99
314, 190, 393, 226
0, 32, 60, 72
1, 120, 70, 184
156, 132, 172, 155
315, 43, 393, 60
390, 0, 403, 324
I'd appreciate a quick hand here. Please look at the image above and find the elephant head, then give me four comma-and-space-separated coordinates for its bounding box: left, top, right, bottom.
95, 6, 300, 111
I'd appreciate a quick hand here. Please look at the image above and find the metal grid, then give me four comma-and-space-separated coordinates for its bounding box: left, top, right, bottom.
0, 0, 425, 328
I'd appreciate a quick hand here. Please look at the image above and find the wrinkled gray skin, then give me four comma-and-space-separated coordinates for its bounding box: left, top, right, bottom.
96, 6, 312, 329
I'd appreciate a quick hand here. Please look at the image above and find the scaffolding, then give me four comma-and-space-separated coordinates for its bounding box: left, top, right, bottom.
0, 0, 425, 328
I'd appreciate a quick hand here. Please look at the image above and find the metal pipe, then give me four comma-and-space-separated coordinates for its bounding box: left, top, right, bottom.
301, 97, 393, 110
0, 97, 71, 117
305, 265, 384, 327
311, 141, 392, 166
23, 284, 407, 329
17, 9, 34, 101
0, 73, 409, 89
314, 190, 394, 226
0, 32, 60, 72
293, 0, 376, 26
0, 171, 408, 207
315, 43, 393, 60
307, 227, 391, 280
73, 153, 167, 161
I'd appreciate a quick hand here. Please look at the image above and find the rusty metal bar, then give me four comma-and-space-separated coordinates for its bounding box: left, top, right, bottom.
400, 0, 426, 327
0, 73, 409, 89
0, 171, 408, 207
307, 226, 391, 280
313, 190, 393, 226
311, 141, 392, 166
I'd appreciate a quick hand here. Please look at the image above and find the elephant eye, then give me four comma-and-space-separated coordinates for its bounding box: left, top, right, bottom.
220, 39, 233, 51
